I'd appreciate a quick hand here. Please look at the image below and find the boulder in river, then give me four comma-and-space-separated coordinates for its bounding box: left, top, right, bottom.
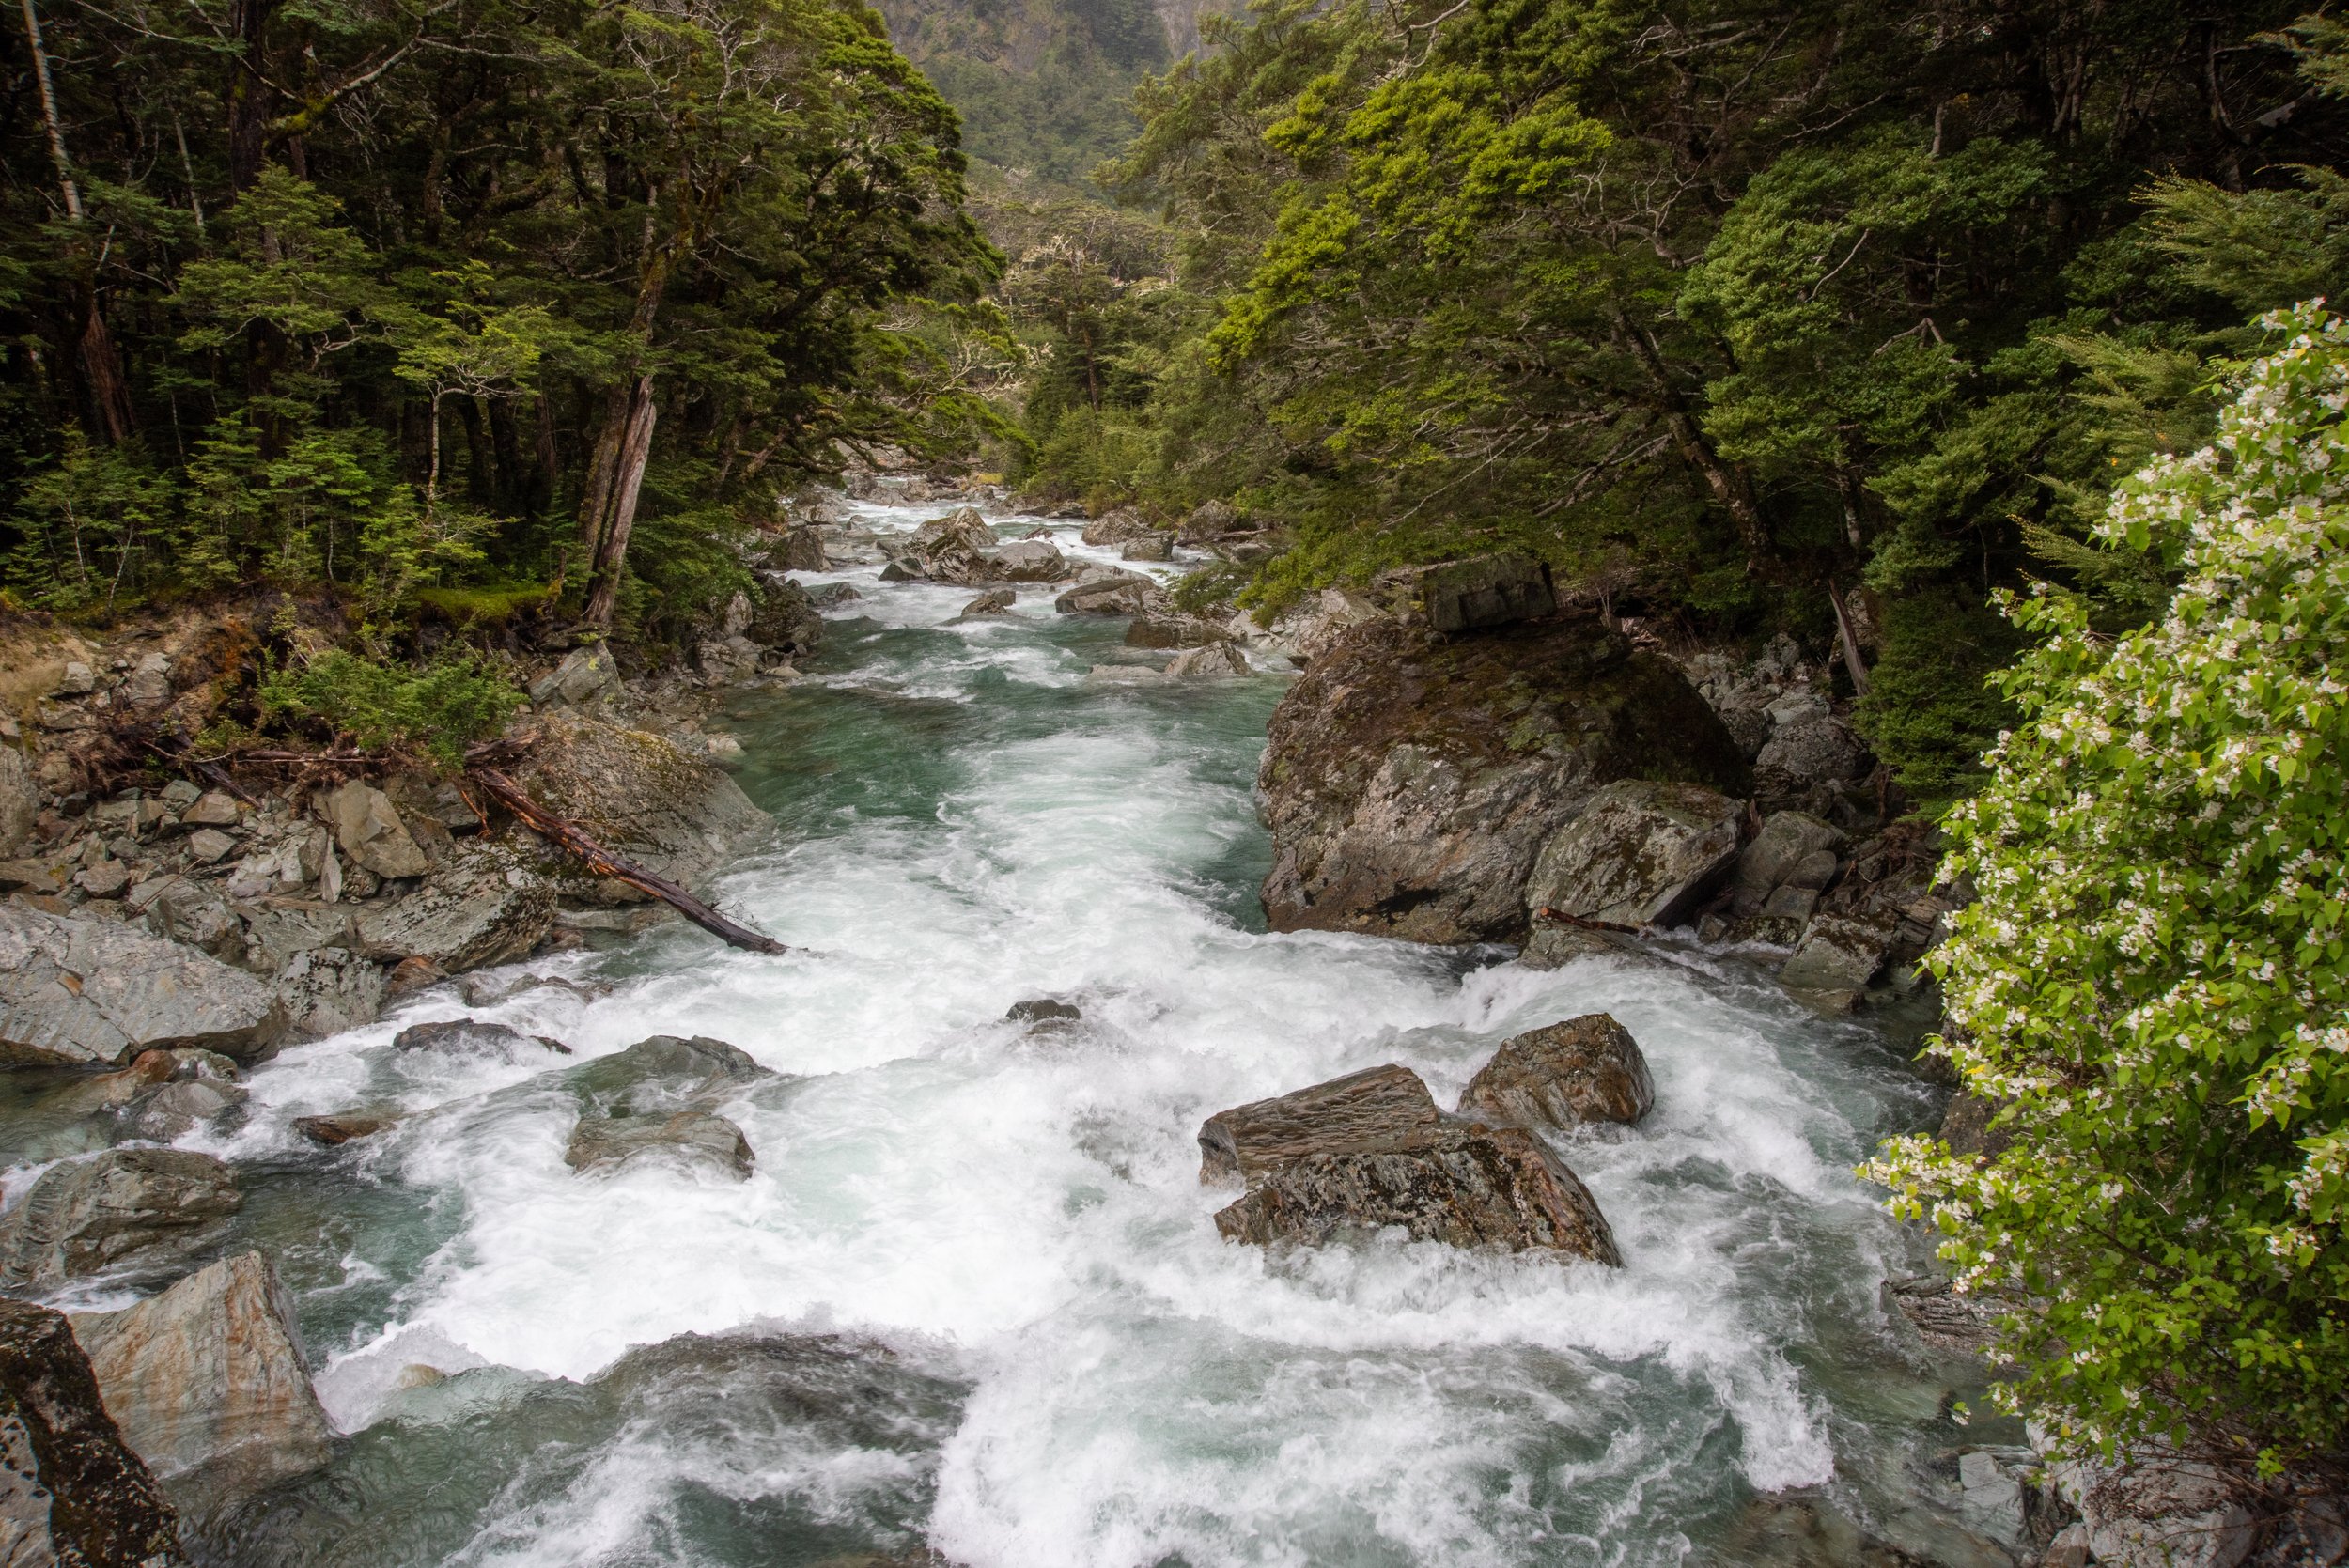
0, 1297, 186, 1566
1080, 507, 1157, 547
290, 1111, 400, 1146
747, 579, 825, 656
50, 1048, 248, 1141
1165, 643, 1250, 680
1125, 614, 1232, 650
72, 1251, 336, 1524
1257, 615, 1748, 945
1778, 910, 1900, 1004
1198, 1063, 1442, 1187
912, 506, 997, 557
960, 588, 1017, 616
1212, 1125, 1621, 1263
988, 539, 1068, 582
1520, 780, 1744, 930
568, 1034, 770, 1114
391, 1017, 571, 1061
1457, 1015, 1654, 1129
1120, 533, 1174, 563
1004, 998, 1081, 1028
0, 1149, 241, 1288
565, 1110, 754, 1179
1054, 573, 1163, 616
0, 905, 288, 1067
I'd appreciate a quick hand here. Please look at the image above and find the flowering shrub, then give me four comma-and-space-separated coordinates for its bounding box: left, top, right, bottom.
1869, 304, 2349, 1474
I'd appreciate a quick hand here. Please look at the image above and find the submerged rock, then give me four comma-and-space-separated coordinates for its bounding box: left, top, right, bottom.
1197, 1064, 1442, 1187
49, 1048, 248, 1141
1257, 615, 1748, 945
391, 1018, 571, 1060
565, 1110, 754, 1179
1457, 1014, 1655, 1129
0, 1149, 241, 1288
1213, 1126, 1621, 1263
289, 1111, 400, 1147
0, 1298, 185, 1566
0, 905, 288, 1067
1004, 998, 1081, 1027
1521, 779, 1744, 930
72, 1252, 335, 1524
568, 1034, 770, 1114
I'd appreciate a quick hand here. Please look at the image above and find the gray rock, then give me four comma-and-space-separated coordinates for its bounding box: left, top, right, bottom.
74, 861, 132, 898
1164, 643, 1250, 679
1212, 1126, 1620, 1262
185, 828, 234, 864
391, 1018, 569, 1061
1782, 847, 1839, 890
747, 580, 824, 655
50, 1048, 248, 1141
1125, 614, 1232, 650
316, 781, 428, 879
960, 588, 1017, 616
181, 791, 242, 829
1778, 911, 1899, 996
120, 654, 172, 710
136, 878, 243, 964
0, 905, 288, 1066
913, 506, 997, 556
1522, 780, 1744, 930
776, 525, 830, 571
1198, 1064, 1443, 1187
2048, 1452, 2259, 1568
1719, 705, 1772, 759
1120, 533, 1174, 562
1885, 1274, 2006, 1358
1257, 616, 1748, 945
504, 712, 770, 891
1178, 499, 1239, 541
1457, 1014, 1654, 1128
1765, 690, 1829, 728
1054, 575, 1162, 615
72, 1252, 334, 1525
0, 746, 36, 859
1940, 1090, 2011, 1159
272, 946, 385, 1042
568, 1034, 769, 1116
988, 539, 1068, 581
1729, 811, 1846, 914
290, 1111, 400, 1146
528, 644, 621, 708
57, 662, 96, 696
1083, 663, 1168, 686
1004, 998, 1080, 1027
0, 1297, 185, 1567
805, 582, 861, 608
354, 838, 555, 973
1756, 716, 1871, 788
0, 1150, 241, 1288
1419, 554, 1555, 634
565, 1110, 754, 1179
1079, 507, 1156, 547
1759, 885, 1819, 922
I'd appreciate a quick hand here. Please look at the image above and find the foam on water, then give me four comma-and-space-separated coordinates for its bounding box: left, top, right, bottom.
211, 499, 1960, 1566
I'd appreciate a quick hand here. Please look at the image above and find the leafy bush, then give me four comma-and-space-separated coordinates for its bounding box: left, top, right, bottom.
259, 649, 524, 770
1869, 306, 2349, 1475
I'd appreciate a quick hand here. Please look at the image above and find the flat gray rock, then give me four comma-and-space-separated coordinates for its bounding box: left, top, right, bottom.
565, 1110, 754, 1179
355, 839, 555, 973
0, 905, 287, 1067
0, 1297, 185, 1566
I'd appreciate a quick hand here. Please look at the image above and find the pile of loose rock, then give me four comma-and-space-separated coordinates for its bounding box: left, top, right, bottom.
1198, 1012, 1652, 1265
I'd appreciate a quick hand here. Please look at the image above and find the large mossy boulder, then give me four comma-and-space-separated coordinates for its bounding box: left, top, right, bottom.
505, 712, 769, 889
1521, 779, 1745, 930
1257, 615, 1749, 944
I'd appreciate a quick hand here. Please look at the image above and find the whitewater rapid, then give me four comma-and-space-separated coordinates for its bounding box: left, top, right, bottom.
192, 499, 1983, 1567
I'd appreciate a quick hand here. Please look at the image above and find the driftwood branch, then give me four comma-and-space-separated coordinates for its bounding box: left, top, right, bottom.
465, 765, 787, 955
141, 738, 261, 806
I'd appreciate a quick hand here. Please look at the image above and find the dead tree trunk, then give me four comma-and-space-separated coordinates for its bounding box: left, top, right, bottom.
578, 374, 658, 628
465, 765, 787, 955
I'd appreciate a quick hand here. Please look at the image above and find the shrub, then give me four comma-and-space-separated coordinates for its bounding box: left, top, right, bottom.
1853, 584, 2028, 810
259, 648, 524, 770
1868, 305, 2349, 1476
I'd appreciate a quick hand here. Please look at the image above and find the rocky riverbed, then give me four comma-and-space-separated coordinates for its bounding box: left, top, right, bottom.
0, 493, 2293, 1568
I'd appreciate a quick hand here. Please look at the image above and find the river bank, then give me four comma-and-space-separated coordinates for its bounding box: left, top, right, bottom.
0, 492, 2110, 1566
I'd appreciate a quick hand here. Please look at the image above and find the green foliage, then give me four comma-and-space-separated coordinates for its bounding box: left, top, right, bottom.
259, 649, 525, 771
1868, 308, 2349, 1472
3, 433, 181, 613
1852, 586, 2027, 809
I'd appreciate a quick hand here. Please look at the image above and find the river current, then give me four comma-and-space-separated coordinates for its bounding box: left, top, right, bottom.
171, 499, 1996, 1566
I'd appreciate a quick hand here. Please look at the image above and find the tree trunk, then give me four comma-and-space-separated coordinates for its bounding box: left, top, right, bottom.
579, 374, 658, 629
1618, 311, 1771, 571
226, 0, 273, 191
22, 0, 135, 443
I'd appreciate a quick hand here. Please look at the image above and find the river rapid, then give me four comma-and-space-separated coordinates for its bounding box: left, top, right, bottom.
168, 499, 2002, 1566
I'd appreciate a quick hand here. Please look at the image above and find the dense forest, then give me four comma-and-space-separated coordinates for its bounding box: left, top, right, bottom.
1004, 0, 2349, 804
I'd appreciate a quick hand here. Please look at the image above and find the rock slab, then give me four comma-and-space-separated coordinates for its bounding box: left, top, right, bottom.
1418, 553, 1555, 633
0, 1298, 184, 1566
1457, 1014, 1655, 1129
73, 1252, 335, 1523
1198, 1064, 1442, 1187
565, 1111, 754, 1179
1213, 1126, 1621, 1263
0, 1151, 241, 1289
0, 906, 288, 1068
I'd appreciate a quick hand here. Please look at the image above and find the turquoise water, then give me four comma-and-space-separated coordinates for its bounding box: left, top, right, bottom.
161, 501, 1996, 1565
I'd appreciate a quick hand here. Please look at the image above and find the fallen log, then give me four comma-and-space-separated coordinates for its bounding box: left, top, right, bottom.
464, 765, 788, 955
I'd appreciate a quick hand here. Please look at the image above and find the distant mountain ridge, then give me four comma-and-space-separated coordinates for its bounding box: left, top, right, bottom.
875, 0, 1228, 182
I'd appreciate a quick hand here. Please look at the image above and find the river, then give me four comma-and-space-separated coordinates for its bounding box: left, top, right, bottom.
171, 498, 2003, 1566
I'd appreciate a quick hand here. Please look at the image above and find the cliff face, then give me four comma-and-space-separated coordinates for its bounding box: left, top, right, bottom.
876, 0, 1229, 182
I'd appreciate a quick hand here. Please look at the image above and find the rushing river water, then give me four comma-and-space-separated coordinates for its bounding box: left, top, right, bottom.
153, 500, 2002, 1566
